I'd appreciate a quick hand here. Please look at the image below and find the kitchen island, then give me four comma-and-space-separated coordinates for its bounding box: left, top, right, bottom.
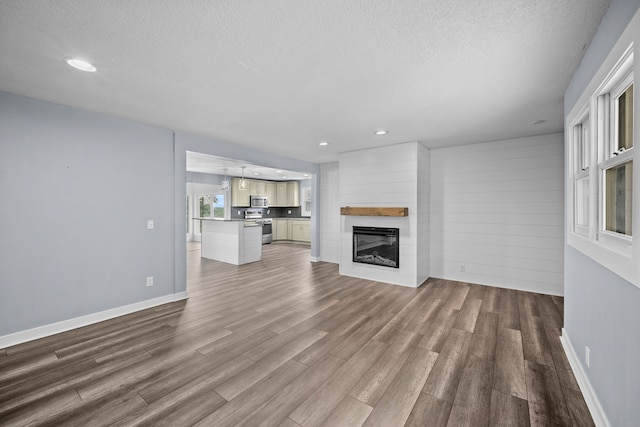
198, 219, 262, 265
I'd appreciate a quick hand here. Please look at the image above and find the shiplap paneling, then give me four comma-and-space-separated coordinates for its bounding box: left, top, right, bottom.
430, 133, 564, 295
319, 162, 340, 263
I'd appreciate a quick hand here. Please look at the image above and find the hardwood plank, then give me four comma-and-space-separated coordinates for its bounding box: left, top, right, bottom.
562, 386, 595, 427
319, 395, 373, 427
363, 347, 439, 426
480, 286, 501, 313
468, 311, 498, 361
238, 355, 344, 427
524, 360, 572, 426
405, 392, 452, 427
493, 328, 527, 400
215, 329, 327, 401
196, 360, 308, 427
150, 390, 226, 427
349, 330, 421, 406
489, 389, 530, 427
452, 297, 482, 332
0, 389, 81, 426
446, 355, 493, 426
417, 307, 459, 352
294, 314, 369, 366
329, 310, 395, 360
422, 328, 472, 402
498, 289, 520, 331
519, 310, 554, 366
544, 326, 580, 391
289, 340, 388, 427
534, 294, 564, 328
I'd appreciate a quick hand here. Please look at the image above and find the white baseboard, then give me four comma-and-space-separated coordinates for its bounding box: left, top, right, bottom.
0, 292, 189, 350
310, 256, 320, 262
560, 329, 610, 427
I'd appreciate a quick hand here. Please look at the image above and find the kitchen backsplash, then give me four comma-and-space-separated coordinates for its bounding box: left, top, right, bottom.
231, 206, 306, 219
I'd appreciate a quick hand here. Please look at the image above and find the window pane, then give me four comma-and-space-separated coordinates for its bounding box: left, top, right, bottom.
618, 83, 633, 150
199, 195, 212, 218
575, 176, 589, 228
213, 194, 225, 219
605, 161, 633, 236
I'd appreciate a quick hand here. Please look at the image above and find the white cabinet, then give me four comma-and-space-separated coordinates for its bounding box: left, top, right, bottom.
231, 178, 250, 207
266, 182, 277, 206
291, 219, 310, 242
287, 181, 300, 207
274, 219, 289, 240
232, 178, 300, 207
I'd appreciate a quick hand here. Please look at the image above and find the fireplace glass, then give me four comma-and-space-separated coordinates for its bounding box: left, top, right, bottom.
353, 226, 399, 268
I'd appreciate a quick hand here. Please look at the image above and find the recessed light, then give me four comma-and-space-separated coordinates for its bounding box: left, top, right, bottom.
65, 58, 96, 72
319, 141, 329, 146
374, 130, 388, 135
253, 172, 260, 176
276, 170, 283, 174
303, 174, 309, 177
281, 175, 288, 179
532, 120, 547, 125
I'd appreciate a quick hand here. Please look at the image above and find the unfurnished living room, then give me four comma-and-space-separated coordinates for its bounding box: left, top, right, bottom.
1, 1, 639, 426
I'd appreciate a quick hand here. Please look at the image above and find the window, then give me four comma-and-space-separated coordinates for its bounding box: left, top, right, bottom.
597, 60, 633, 252
572, 114, 591, 237
566, 37, 638, 288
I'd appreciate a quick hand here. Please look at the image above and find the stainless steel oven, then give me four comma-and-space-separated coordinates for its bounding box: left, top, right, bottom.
244, 209, 272, 244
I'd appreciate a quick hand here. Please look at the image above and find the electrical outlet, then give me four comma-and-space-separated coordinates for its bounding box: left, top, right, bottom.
238, 210, 241, 215
585, 346, 590, 367
460, 264, 466, 272
288, 210, 292, 214
147, 219, 154, 230
146, 276, 154, 287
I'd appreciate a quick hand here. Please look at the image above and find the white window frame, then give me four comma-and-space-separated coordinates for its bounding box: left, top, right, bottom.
570, 106, 592, 238
566, 21, 639, 289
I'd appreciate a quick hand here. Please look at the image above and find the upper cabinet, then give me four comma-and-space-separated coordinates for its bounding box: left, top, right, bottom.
231, 177, 250, 207
231, 178, 301, 207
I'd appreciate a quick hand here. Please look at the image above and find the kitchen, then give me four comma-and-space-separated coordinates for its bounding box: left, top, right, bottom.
187, 151, 312, 265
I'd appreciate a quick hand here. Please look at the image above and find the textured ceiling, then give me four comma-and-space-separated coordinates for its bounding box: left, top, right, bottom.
0, 0, 610, 164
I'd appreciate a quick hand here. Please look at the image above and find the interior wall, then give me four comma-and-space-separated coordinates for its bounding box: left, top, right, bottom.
0, 92, 177, 337
319, 162, 340, 263
563, 0, 640, 425
430, 133, 565, 295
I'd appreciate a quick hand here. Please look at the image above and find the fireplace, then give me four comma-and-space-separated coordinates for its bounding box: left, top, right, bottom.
353, 226, 399, 268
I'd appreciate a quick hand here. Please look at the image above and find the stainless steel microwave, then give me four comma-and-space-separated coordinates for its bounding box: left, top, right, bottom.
250, 195, 268, 208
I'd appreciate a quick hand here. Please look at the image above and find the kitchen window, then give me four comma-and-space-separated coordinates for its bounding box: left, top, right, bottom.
572, 112, 591, 237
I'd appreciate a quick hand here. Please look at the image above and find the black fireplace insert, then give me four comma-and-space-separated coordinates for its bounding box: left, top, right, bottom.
352, 226, 399, 268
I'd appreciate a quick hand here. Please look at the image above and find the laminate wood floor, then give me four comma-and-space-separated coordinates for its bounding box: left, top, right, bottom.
0, 243, 593, 426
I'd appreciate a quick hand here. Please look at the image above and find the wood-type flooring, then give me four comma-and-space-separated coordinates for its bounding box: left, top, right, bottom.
0, 243, 593, 426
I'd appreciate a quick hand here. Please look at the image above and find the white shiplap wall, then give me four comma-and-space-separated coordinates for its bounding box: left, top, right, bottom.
417, 143, 430, 282
319, 162, 340, 263
430, 133, 564, 295
339, 142, 429, 287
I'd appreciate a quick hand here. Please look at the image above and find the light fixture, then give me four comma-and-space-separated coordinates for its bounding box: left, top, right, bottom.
65, 58, 97, 72
239, 166, 247, 190
276, 170, 283, 173
303, 174, 309, 177
319, 141, 329, 146
532, 119, 547, 125
253, 172, 260, 176
221, 168, 229, 191
374, 130, 388, 136
281, 175, 288, 179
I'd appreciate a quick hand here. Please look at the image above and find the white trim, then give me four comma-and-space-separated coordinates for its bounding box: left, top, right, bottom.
309, 256, 320, 262
0, 292, 188, 350
560, 329, 611, 427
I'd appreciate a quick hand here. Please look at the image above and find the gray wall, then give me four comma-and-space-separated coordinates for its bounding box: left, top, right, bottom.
0, 91, 321, 339
0, 92, 176, 336
563, 0, 640, 425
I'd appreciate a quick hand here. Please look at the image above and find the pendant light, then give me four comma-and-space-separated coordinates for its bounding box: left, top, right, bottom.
239, 166, 247, 190
221, 168, 229, 191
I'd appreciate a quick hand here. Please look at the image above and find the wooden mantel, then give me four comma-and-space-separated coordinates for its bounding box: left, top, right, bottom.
340, 206, 409, 217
